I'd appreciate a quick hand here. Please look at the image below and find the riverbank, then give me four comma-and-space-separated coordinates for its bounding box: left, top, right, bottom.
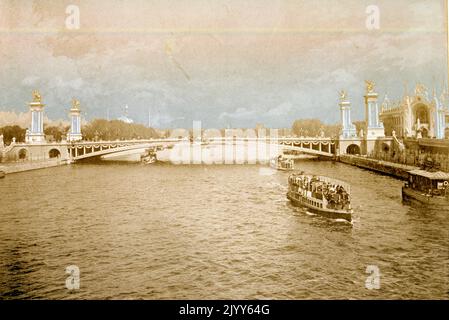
0, 158, 68, 175
339, 154, 419, 180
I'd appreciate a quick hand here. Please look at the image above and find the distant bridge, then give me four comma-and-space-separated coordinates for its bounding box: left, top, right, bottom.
205, 137, 336, 157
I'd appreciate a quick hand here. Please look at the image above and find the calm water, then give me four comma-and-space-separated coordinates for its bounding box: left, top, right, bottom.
0, 161, 448, 299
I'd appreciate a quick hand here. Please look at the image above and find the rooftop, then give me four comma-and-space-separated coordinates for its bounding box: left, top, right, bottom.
408, 169, 449, 180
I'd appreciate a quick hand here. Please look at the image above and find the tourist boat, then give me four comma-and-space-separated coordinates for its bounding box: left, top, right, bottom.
141, 150, 157, 164
402, 169, 449, 208
142, 153, 157, 164
143, 156, 156, 164
287, 173, 353, 221
270, 156, 294, 171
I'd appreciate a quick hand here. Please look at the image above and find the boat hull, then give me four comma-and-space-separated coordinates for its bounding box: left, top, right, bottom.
270, 158, 294, 171
287, 191, 352, 222
402, 186, 449, 208
277, 167, 294, 172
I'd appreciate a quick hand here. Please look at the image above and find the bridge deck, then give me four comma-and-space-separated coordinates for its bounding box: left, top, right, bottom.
69, 138, 336, 161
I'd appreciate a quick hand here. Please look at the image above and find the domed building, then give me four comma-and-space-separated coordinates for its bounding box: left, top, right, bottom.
117, 105, 134, 124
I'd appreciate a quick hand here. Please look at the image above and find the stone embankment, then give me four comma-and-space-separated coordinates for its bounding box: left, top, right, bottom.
0, 158, 68, 175
339, 155, 419, 180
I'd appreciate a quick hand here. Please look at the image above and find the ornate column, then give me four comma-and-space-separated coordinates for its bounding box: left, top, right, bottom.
339, 90, 357, 139
435, 92, 446, 139
27, 90, 46, 143
67, 99, 83, 141
364, 81, 385, 138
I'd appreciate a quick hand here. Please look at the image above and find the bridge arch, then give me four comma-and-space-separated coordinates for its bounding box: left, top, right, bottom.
346, 144, 361, 155
49, 148, 61, 158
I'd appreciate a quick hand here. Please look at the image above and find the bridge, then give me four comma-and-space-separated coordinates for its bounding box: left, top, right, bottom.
276, 137, 336, 157
1, 137, 337, 163
67, 139, 180, 161
205, 137, 336, 157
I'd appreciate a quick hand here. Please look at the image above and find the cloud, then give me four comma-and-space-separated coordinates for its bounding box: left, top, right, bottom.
0, 111, 69, 128
265, 102, 293, 117
0, 0, 446, 129
21, 76, 40, 86
48, 76, 84, 90
219, 107, 256, 120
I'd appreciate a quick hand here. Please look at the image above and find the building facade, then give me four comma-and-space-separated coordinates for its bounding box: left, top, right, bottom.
379, 85, 449, 139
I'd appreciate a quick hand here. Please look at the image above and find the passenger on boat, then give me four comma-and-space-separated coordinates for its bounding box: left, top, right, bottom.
290, 174, 350, 210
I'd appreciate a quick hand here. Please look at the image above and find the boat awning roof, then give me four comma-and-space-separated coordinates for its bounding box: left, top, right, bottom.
408, 170, 449, 180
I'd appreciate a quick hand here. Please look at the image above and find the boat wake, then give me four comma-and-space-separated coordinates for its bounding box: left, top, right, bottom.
333, 218, 352, 224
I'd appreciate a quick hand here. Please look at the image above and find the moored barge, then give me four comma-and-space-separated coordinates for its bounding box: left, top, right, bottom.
402, 169, 449, 208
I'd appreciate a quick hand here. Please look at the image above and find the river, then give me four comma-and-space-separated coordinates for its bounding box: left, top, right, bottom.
0, 160, 448, 299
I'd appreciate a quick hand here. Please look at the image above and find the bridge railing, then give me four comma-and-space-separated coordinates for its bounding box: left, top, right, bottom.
69, 136, 337, 160
70, 138, 185, 145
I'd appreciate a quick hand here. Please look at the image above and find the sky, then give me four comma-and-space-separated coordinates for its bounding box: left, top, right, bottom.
0, 0, 447, 129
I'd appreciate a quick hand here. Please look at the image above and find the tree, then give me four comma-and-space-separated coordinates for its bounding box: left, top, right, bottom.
44, 125, 69, 142
81, 119, 160, 141
292, 119, 340, 138
0, 125, 26, 145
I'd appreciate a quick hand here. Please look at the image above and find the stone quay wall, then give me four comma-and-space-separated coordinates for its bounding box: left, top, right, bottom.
369, 138, 449, 173
339, 154, 418, 180
0, 158, 68, 175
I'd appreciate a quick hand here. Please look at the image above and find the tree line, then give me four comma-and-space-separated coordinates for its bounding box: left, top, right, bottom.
1, 117, 347, 145
0, 124, 73, 144
0, 125, 27, 145
81, 119, 159, 141
0, 119, 160, 145
291, 119, 342, 138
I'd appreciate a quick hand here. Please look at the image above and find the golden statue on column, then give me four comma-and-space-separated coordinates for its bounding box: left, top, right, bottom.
365, 80, 375, 94
32, 90, 42, 103
72, 98, 81, 110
